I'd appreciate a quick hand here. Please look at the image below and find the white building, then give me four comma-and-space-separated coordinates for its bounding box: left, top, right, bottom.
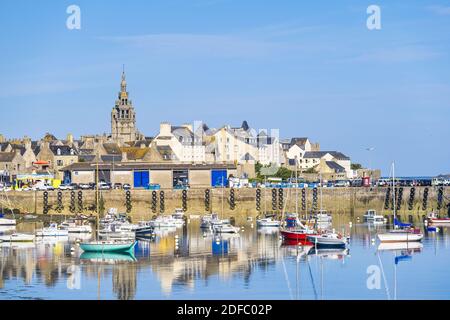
154, 122, 206, 163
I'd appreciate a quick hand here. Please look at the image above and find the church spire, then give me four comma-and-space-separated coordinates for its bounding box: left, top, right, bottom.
121, 65, 127, 93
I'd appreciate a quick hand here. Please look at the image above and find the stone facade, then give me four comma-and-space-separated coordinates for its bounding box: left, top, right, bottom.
111, 71, 141, 145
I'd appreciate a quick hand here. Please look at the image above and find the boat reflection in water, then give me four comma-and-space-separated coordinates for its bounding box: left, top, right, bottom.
80, 251, 137, 263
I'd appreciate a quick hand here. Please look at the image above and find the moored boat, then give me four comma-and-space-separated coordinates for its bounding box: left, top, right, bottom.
377, 229, 424, 243
36, 223, 69, 237
364, 209, 385, 223
256, 216, 280, 228
213, 223, 240, 234
307, 232, 348, 248
0, 215, 16, 226
80, 240, 137, 253
427, 212, 450, 225
0, 233, 35, 242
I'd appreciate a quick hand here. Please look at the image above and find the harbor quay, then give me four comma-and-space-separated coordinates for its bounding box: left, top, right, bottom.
2, 186, 448, 223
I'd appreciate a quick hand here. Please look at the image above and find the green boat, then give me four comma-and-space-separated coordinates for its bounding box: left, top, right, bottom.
79, 240, 137, 253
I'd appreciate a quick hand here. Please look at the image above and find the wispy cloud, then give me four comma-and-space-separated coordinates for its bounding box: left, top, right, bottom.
347, 45, 443, 63
97, 33, 310, 59
427, 5, 450, 15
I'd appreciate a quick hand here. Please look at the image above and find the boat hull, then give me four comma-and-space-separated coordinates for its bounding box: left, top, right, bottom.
0, 219, 17, 226
307, 235, 347, 248
280, 229, 318, 242
0, 233, 35, 242
80, 241, 137, 253
377, 232, 423, 243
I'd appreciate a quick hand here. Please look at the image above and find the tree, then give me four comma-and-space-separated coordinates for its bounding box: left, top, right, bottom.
276, 167, 293, 180
351, 163, 363, 170
304, 167, 316, 174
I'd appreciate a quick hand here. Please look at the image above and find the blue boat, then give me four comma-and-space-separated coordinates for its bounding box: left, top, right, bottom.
80, 240, 137, 253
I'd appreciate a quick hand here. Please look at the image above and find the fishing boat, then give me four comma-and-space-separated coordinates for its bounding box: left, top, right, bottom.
307, 232, 348, 249
364, 209, 385, 223
377, 162, 424, 243
36, 223, 69, 237
426, 212, 450, 225
0, 233, 35, 242
80, 240, 137, 253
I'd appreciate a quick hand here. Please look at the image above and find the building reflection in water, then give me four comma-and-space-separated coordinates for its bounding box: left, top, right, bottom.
1, 220, 428, 300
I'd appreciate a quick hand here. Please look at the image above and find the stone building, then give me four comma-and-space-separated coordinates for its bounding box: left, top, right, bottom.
0, 150, 26, 181
111, 71, 143, 145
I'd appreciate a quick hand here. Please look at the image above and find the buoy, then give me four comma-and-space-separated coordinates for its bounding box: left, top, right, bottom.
371, 238, 375, 243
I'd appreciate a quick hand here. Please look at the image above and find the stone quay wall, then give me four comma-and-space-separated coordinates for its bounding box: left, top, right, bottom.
1, 187, 448, 224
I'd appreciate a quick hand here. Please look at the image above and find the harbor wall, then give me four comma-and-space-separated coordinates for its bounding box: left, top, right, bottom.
1, 187, 448, 223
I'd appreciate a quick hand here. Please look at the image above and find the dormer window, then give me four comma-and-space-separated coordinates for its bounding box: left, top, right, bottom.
57, 148, 61, 156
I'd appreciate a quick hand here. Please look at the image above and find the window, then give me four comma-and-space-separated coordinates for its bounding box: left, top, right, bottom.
57, 160, 64, 166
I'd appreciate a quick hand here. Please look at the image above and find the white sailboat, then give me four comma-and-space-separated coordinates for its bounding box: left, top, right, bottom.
214, 177, 239, 235
0, 233, 35, 242
377, 162, 423, 243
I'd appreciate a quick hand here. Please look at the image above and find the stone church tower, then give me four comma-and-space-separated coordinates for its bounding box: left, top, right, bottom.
111, 71, 140, 144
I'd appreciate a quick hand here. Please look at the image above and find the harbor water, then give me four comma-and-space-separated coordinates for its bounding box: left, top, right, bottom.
0, 219, 449, 300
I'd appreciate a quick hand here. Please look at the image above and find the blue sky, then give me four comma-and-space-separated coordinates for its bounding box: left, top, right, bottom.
0, 0, 449, 176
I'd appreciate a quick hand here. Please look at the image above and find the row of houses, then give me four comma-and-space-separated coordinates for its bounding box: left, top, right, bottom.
0, 72, 356, 187
0, 123, 353, 187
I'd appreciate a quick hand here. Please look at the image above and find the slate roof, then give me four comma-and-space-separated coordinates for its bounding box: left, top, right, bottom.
0, 152, 16, 162
304, 151, 350, 160
290, 137, 309, 147
50, 145, 77, 156
326, 161, 346, 172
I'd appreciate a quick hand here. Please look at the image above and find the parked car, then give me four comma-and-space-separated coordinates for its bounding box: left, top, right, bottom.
123, 184, 131, 190
113, 183, 123, 190
79, 183, 91, 190
35, 184, 55, 191
59, 183, 74, 191
98, 182, 112, 190
335, 180, 350, 187
70, 183, 79, 190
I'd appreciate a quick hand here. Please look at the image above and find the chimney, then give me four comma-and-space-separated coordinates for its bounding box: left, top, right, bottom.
67, 133, 74, 144
121, 151, 128, 162
160, 122, 172, 136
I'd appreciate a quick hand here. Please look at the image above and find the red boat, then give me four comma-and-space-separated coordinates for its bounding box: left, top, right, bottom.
280, 228, 318, 245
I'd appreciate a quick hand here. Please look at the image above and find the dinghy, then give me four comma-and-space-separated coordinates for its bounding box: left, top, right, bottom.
80, 240, 137, 253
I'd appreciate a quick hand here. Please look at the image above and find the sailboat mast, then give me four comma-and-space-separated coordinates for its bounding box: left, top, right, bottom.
96, 151, 100, 240
392, 162, 396, 228
295, 157, 298, 214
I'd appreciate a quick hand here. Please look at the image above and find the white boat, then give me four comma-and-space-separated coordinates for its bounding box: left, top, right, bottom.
172, 208, 185, 221
377, 230, 424, 243
60, 220, 93, 233
256, 217, 281, 227
377, 162, 424, 243
0, 233, 35, 242
0, 217, 16, 226
0, 225, 16, 233
307, 232, 348, 248
213, 223, 240, 234
364, 209, 385, 223
427, 212, 450, 225
377, 242, 423, 251
150, 215, 183, 228
36, 223, 69, 237
314, 210, 332, 223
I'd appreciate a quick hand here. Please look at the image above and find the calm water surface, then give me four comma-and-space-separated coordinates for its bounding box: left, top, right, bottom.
0, 219, 449, 300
